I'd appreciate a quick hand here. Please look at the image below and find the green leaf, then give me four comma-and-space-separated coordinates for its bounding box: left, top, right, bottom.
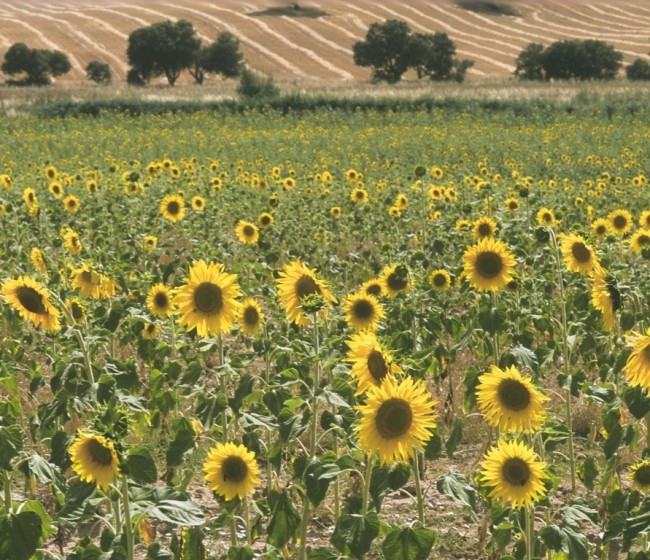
166, 418, 196, 468
445, 418, 463, 459
540, 525, 562, 551
308, 548, 345, 560
267, 490, 301, 548
57, 480, 98, 523
124, 445, 158, 484
130, 487, 204, 526
509, 344, 539, 372
28, 453, 66, 492
381, 526, 437, 560
181, 527, 206, 560
145, 543, 174, 560
577, 457, 598, 490
227, 545, 254, 560
0, 512, 43, 560
624, 386, 650, 420
436, 470, 478, 523
478, 304, 507, 335
602, 511, 627, 543
331, 512, 380, 557
0, 425, 23, 470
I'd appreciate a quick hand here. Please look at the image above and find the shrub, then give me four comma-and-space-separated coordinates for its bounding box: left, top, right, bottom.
86, 61, 112, 84
236, 68, 279, 99
626, 58, 650, 81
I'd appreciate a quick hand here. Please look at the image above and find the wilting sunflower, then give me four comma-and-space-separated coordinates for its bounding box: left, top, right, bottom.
30, 248, 47, 274
62, 228, 83, 255
343, 291, 385, 332
143, 235, 157, 251
235, 220, 259, 245
71, 264, 118, 299
630, 229, 650, 255
536, 207, 556, 227
346, 332, 400, 394
1, 275, 60, 331
590, 266, 620, 330
69, 432, 121, 492
64, 195, 80, 213
591, 218, 610, 240
608, 209, 633, 236
623, 328, 650, 391
476, 365, 548, 433
380, 264, 411, 298
160, 194, 185, 223
175, 260, 241, 338
350, 187, 368, 204
428, 269, 451, 291
204, 442, 260, 501
355, 375, 437, 464
142, 322, 159, 339
276, 260, 337, 327
639, 211, 650, 230
49, 181, 64, 198
238, 298, 264, 335
473, 217, 498, 240
191, 196, 206, 211
628, 459, 650, 492
480, 439, 548, 509
463, 237, 516, 292
66, 298, 87, 324
258, 212, 274, 228
147, 284, 173, 317
561, 233, 598, 274
362, 278, 383, 297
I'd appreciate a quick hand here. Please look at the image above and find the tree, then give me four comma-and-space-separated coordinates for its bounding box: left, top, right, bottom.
353, 19, 413, 83
126, 20, 201, 85
85, 61, 112, 84
514, 43, 546, 80
236, 68, 279, 99
541, 39, 622, 80
189, 32, 244, 85
410, 32, 456, 80
626, 58, 650, 81
1, 42, 71, 85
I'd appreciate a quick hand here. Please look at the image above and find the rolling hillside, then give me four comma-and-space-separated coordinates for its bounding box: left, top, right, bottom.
0, 0, 648, 83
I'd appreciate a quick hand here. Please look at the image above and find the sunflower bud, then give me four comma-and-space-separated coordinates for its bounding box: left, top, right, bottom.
300, 293, 326, 314
534, 226, 550, 244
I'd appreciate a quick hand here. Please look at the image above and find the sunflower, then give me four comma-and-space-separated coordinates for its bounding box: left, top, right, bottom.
463, 237, 516, 292
590, 266, 620, 330
23, 188, 37, 207
394, 194, 408, 209
143, 235, 157, 251
355, 375, 437, 464
628, 459, 650, 492
330, 206, 341, 218
345, 169, 359, 181
66, 298, 87, 324
143, 322, 159, 339
204, 442, 260, 500
476, 365, 548, 433
71, 264, 119, 299
350, 187, 368, 204
276, 260, 337, 327
49, 182, 64, 198
380, 264, 411, 298
591, 218, 610, 240
62, 228, 83, 255
623, 328, 650, 391
147, 284, 173, 317
45, 166, 57, 181
630, 229, 650, 255
608, 209, 633, 236
536, 207, 556, 227
561, 233, 598, 274
69, 432, 120, 492
175, 260, 241, 338
479, 439, 548, 509
346, 332, 401, 394
258, 212, 274, 228
428, 269, 451, 291
235, 220, 259, 245
64, 195, 80, 213
282, 177, 296, 189
1, 276, 60, 331
362, 278, 383, 297
455, 219, 472, 233
238, 298, 264, 335
86, 180, 98, 194
505, 198, 519, 213
343, 291, 384, 332
473, 217, 498, 240
192, 196, 206, 211
30, 248, 47, 274
640, 211, 650, 230
160, 194, 185, 223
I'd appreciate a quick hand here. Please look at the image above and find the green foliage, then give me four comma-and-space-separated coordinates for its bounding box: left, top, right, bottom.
514, 43, 545, 80
626, 58, 650, 81
353, 19, 413, 83
1, 42, 71, 85
382, 527, 437, 560
189, 32, 244, 85
85, 61, 112, 84
236, 68, 280, 100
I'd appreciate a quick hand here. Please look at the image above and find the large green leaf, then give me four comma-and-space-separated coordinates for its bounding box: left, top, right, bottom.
165, 418, 196, 468
123, 445, 158, 484
331, 512, 380, 558
381, 527, 437, 560
0, 425, 23, 470
0, 512, 43, 560
130, 487, 204, 526
436, 470, 477, 523
267, 490, 301, 548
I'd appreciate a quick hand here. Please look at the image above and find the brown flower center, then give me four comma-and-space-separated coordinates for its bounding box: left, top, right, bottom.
243, 225, 255, 238
571, 242, 591, 263
154, 292, 169, 309
386, 273, 408, 291
352, 299, 374, 321
167, 201, 180, 215
365, 283, 381, 296
16, 286, 47, 314
478, 223, 492, 237
596, 225, 607, 236
243, 305, 259, 326
497, 379, 531, 412
221, 456, 248, 483
634, 464, 650, 487
433, 273, 447, 287
295, 275, 320, 299
476, 251, 503, 278
87, 438, 114, 467
367, 350, 389, 381
542, 213, 552, 223
375, 398, 413, 439
194, 282, 223, 315
260, 215, 271, 226
613, 215, 627, 230
502, 457, 530, 487
638, 234, 650, 246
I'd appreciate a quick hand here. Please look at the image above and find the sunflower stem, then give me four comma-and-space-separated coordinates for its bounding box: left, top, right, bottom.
230, 514, 238, 547
112, 499, 122, 534
56, 295, 95, 385
120, 476, 134, 560
413, 451, 425, 526
217, 334, 229, 441
309, 312, 320, 458
491, 290, 500, 365
525, 505, 535, 560
170, 313, 176, 357
3, 470, 11, 514
645, 412, 650, 452
361, 453, 375, 517
243, 493, 252, 546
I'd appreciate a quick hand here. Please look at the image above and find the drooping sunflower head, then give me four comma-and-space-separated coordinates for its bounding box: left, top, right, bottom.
66, 298, 87, 324
623, 328, 650, 393
204, 442, 260, 501
147, 284, 173, 318
276, 260, 337, 327
346, 332, 400, 394
476, 365, 548, 433
257, 212, 274, 228
69, 432, 121, 492
630, 229, 650, 255
71, 264, 118, 300
160, 194, 185, 223
428, 269, 451, 292
235, 220, 259, 245
192, 196, 206, 211
62, 227, 83, 255
462, 237, 516, 292
30, 248, 47, 274
640, 211, 650, 230
175, 260, 242, 338
473, 217, 498, 240
480, 438, 548, 509
238, 298, 264, 335
561, 233, 598, 275
591, 266, 620, 330
608, 209, 633, 236
380, 264, 411, 298
143, 322, 159, 339
591, 218, 610, 240
355, 375, 437, 464
536, 207, 556, 227
64, 195, 80, 213
1, 275, 60, 331
343, 291, 385, 332
629, 459, 650, 492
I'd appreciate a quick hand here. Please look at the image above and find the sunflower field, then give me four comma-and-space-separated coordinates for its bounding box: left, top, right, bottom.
1, 101, 650, 560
